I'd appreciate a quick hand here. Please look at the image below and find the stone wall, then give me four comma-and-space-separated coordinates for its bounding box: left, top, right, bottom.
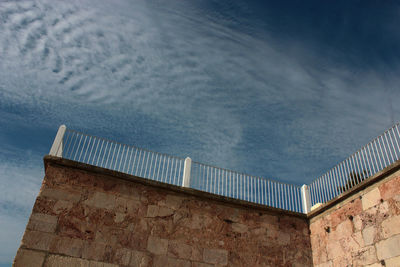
14, 157, 312, 267
309, 168, 400, 267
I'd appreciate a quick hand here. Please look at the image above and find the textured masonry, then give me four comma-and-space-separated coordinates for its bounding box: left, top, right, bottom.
14, 157, 312, 266
13, 157, 400, 266
309, 168, 400, 267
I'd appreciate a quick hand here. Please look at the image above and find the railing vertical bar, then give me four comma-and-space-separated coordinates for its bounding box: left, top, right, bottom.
373, 139, 384, 170
384, 133, 395, 163
388, 129, 399, 160
352, 154, 362, 184
122, 145, 130, 173
76, 134, 87, 162
379, 135, 390, 166
357, 151, 367, 180
393, 124, 400, 156
63, 129, 74, 158
117, 145, 126, 172
82, 136, 92, 163
133, 149, 141, 176
344, 159, 354, 190
361, 147, 372, 178
367, 143, 377, 174
89, 137, 99, 165
112, 143, 121, 170
72, 133, 83, 161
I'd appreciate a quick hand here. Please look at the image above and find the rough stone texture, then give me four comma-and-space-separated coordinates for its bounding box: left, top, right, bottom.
310, 168, 400, 266
14, 160, 312, 267
13, 248, 46, 267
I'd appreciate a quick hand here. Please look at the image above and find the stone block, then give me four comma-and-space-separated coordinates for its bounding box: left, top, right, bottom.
113, 247, 131, 266
332, 220, 353, 240
84, 192, 116, 210
167, 257, 191, 267
192, 262, 213, 267
385, 255, 400, 267
158, 206, 174, 217
277, 231, 291, 245
315, 261, 333, 267
53, 200, 74, 214
44, 254, 90, 267
82, 241, 107, 261
376, 234, 400, 260
352, 245, 378, 266
50, 236, 84, 258
165, 195, 183, 210
365, 263, 382, 267
147, 237, 168, 255
203, 248, 228, 266
27, 213, 58, 233
381, 215, 400, 239
379, 175, 400, 200
362, 226, 376, 246
40, 187, 81, 202
21, 230, 54, 251
326, 239, 344, 260
362, 188, 381, 211
168, 240, 192, 259
89, 261, 118, 267
146, 205, 159, 217
130, 250, 151, 267
14, 248, 46, 267
231, 223, 248, 234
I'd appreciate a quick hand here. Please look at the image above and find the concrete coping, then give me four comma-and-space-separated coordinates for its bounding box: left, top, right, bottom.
43, 155, 307, 219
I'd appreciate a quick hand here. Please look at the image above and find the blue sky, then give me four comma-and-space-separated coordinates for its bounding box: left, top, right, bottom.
1, 0, 400, 264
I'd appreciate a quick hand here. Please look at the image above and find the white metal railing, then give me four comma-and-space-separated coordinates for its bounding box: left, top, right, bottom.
51, 127, 185, 187
305, 123, 400, 212
190, 161, 303, 212
49, 123, 400, 214
49, 125, 304, 213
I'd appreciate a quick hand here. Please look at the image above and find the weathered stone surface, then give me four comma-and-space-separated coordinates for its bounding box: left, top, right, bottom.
381, 215, 400, 239
50, 236, 84, 258
203, 248, 228, 266
379, 175, 400, 200
376, 234, 400, 260
15, 161, 313, 267
84, 191, 116, 210
192, 262, 214, 267
44, 254, 90, 267
362, 188, 381, 211
166, 257, 191, 267
27, 213, 58, 233
385, 255, 400, 267
130, 250, 152, 267
362, 226, 376, 246
147, 237, 168, 255
231, 222, 248, 233
21, 230, 54, 251
40, 187, 81, 202
352, 245, 377, 266
82, 241, 108, 261
168, 240, 192, 259
14, 248, 46, 267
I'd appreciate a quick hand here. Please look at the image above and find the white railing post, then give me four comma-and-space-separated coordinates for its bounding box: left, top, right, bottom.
301, 184, 311, 214
182, 157, 192, 187
49, 125, 67, 157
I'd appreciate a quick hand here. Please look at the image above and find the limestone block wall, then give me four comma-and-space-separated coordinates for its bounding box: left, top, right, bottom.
309, 169, 400, 267
14, 157, 312, 267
